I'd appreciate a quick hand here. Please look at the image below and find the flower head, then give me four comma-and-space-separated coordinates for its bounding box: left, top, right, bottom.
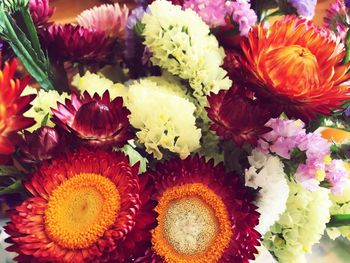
288, 0, 317, 18
140, 156, 260, 262
241, 16, 350, 120
325, 159, 349, 194
5, 148, 155, 262
77, 3, 129, 39
20, 126, 68, 163
263, 181, 331, 262
41, 24, 111, 63
206, 84, 272, 146
0, 60, 35, 154
226, 0, 257, 36
29, 0, 55, 27
324, 0, 349, 40
125, 78, 201, 159
52, 91, 133, 148
183, 0, 227, 27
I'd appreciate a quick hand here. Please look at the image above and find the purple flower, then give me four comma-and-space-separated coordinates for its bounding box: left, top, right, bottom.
183, 0, 227, 27
226, 0, 257, 36
345, 106, 350, 116
346, 0, 350, 8
288, 0, 317, 18
298, 133, 331, 159
295, 157, 326, 191
326, 159, 349, 194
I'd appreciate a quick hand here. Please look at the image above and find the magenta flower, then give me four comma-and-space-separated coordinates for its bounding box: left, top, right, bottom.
183, 0, 227, 27
324, 0, 349, 40
29, 0, 55, 27
226, 0, 257, 36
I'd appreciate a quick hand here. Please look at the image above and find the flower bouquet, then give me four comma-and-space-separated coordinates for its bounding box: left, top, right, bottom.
0, 0, 350, 262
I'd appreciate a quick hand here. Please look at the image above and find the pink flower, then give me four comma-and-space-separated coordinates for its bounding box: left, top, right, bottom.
226, 0, 257, 36
295, 158, 326, 191
29, 0, 55, 27
183, 0, 227, 27
326, 159, 349, 194
324, 0, 349, 40
77, 3, 129, 39
298, 133, 331, 159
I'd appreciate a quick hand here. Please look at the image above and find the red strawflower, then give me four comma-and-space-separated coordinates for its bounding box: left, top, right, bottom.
0, 59, 35, 154
29, 0, 55, 27
240, 16, 350, 120
52, 91, 133, 148
19, 126, 68, 163
206, 84, 272, 146
5, 147, 155, 262
139, 156, 260, 263
41, 24, 111, 63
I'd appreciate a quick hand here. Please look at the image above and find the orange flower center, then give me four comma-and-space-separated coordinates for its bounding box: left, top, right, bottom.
45, 173, 120, 249
264, 44, 320, 95
152, 183, 232, 263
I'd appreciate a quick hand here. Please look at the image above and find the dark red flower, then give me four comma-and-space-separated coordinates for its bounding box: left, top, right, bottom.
20, 126, 68, 163
41, 24, 111, 63
206, 84, 272, 146
52, 91, 133, 148
29, 0, 55, 27
138, 156, 260, 263
5, 147, 156, 262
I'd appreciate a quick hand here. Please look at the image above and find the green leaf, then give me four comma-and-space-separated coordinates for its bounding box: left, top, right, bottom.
119, 144, 148, 174
0, 0, 29, 13
0, 165, 19, 176
0, 10, 55, 91
327, 214, 350, 228
0, 179, 23, 195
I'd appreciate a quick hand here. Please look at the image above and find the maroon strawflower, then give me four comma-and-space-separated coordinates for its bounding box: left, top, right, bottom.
20, 126, 69, 163
41, 24, 111, 63
138, 156, 261, 262
206, 84, 272, 146
52, 91, 133, 148
29, 0, 55, 27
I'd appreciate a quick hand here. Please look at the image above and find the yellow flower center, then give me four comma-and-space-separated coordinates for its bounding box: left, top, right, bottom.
152, 183, 232, 263
264, 45, 319, 95
45, 173, 120, 249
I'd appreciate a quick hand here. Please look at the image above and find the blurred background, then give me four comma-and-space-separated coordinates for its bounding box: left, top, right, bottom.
1, 0, 350, 263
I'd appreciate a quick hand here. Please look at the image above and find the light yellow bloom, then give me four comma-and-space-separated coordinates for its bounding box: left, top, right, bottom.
23, 87, 69, 132
125, 78, 201, 159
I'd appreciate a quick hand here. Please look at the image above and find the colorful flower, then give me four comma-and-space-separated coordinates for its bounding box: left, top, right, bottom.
240, 16, 350, 120
287, 0, 317, 18
263, 181, 331, 263
41, 24, 111, 63
0, 60, 35, 154
142, 0, 231, 112
52, 91, 133, 148
226, 0, 257, 36
206, 84, 272, 146
183, 0, 227, 27
141, 156, 260, 262
125, 78, 201, 159
20, 126, 68, 164
5, 148, 155, 262
324, 0, 349, 40
325, 159, 349, 194
77, 3, 129, 39
29, 0, 55, 27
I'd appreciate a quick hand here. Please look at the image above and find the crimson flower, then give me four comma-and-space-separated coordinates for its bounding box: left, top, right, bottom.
52, 91, 133, 148
29, 0, 55, 27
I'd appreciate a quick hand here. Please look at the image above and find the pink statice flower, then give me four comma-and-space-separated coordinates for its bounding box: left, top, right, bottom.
324, 0, 349, 40
259, 118, 306, 159
183, 0, 227, 27
298, 133, 331, 159
77, 3, 129, 39
326, 159, 349, 194
295, 157, 326, 191
226, 0, 257, 36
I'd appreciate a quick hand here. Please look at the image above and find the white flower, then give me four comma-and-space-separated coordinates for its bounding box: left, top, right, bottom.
245, 149, 289, 235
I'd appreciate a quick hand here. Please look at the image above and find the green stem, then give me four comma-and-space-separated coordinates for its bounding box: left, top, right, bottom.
327, 214, 350, 228
343, 31, 350, 64
262, 10, 283, 23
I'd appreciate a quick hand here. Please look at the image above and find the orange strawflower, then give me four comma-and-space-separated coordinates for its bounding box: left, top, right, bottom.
0, 60, 35, 154
240, 16, 350, 120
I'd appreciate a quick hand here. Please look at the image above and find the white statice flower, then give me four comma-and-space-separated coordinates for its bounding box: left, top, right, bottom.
245, 149, 289, 235
72, 71, 127, 99
23, 87, 69, 132
141, 0, 232, 112
263, 181, 331, 263
125, 78, 201, 159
